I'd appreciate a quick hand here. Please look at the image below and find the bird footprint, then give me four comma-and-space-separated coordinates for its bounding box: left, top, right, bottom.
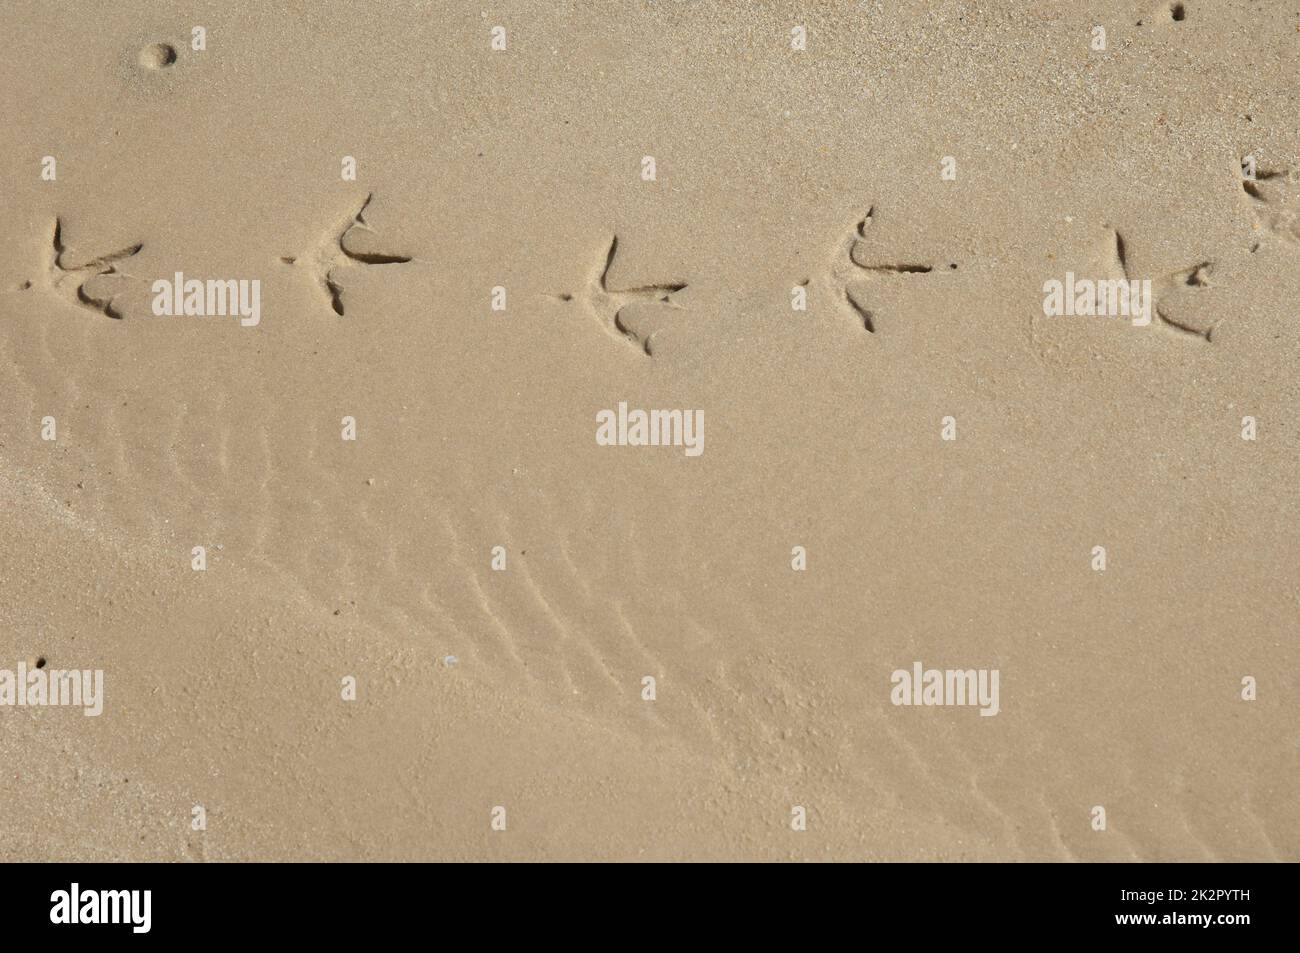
547, 236, 687, 357
40, 218, 144, 319
282, 193, 413, 316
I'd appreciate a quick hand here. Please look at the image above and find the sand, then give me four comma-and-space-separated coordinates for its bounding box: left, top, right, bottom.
0, 1, 1296, 861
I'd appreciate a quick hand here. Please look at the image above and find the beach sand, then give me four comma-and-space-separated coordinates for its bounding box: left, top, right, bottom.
0, 1, 1296, 860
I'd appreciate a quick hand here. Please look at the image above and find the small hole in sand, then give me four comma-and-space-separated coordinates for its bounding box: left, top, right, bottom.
35, 657, 47, 669
139, 43, 177, 69
1170, 3, 1186, 21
